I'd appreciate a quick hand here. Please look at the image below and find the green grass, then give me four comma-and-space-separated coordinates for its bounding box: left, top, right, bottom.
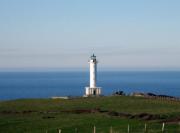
0, 96, 180, 133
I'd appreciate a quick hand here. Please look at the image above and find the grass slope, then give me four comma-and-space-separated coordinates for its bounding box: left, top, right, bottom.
0, 96, 180, 133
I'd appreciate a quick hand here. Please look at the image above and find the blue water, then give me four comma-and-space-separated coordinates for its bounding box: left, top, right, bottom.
0, 71, 180, 100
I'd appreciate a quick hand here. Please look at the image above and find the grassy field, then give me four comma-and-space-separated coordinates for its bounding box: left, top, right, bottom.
0, 96, 180, 133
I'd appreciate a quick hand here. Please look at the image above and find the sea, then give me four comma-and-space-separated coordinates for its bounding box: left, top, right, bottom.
0, 71, 180, 100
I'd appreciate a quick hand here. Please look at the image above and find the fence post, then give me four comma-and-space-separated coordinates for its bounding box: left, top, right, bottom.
110, 126, 113, 133
59, 129, 61, 133
144, 123, 147, 132
127, 124, 130, 133
75, 128, 78, 133
94, 125, 96, 133
162, 123, 165, 132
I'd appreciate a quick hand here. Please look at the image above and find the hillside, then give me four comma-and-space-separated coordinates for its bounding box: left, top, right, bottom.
0, 96, 180, 133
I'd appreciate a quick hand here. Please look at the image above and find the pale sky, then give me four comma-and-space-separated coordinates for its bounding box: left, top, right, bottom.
0, 0, 180, 70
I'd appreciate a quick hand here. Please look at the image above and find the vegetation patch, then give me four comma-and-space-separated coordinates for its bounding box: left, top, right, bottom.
0, 96, 180, 133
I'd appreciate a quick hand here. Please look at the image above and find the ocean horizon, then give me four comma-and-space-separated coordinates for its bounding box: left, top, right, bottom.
0, 71, 180, 100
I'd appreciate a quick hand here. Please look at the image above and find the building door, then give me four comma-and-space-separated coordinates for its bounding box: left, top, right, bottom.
93, 90, 96, 95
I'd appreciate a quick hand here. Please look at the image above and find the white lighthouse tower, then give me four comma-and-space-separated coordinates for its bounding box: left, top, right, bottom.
85, 54, 102, 96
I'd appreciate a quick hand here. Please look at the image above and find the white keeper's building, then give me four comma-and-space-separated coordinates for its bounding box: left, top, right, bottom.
84, 54, 102, 96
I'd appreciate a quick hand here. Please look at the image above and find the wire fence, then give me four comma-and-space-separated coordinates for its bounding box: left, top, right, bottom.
44, 122, 180, 133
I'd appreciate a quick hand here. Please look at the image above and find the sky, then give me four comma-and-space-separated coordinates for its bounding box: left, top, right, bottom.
0, 0, 180, 70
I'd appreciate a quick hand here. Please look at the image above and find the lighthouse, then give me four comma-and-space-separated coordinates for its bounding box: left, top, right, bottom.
84, 54, 102, 96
